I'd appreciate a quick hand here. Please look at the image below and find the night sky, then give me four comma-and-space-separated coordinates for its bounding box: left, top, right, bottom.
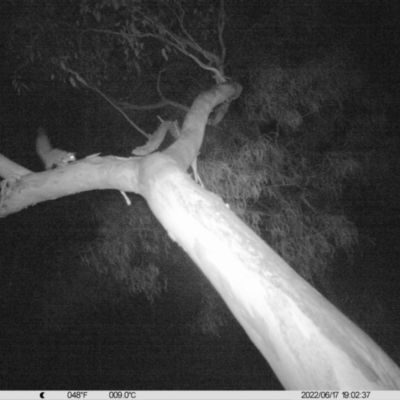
0, 0, 399, 391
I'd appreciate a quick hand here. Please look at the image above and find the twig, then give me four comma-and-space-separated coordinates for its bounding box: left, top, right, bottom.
66, 68, 150, 138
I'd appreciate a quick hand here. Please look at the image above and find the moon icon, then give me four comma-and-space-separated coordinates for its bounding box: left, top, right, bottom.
40, 393, 45, 399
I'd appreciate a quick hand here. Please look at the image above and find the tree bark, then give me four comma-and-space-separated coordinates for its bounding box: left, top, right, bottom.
139, 151, 400, 390
137, 83, 400, 389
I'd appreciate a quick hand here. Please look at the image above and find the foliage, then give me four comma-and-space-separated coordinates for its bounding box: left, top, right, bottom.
181, 271, 232, 336
201, 120, 359, 284
6, 0, 225, 96
7, 0, 142, 92
81, 193, 169, 302
79, 191, 234, 335
246, 48, 362, 130
336, 284, 400, 365
189, 290, 228, 336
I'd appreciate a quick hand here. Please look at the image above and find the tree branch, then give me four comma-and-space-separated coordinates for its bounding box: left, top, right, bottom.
65, 67, 150, 138
164, 82, 242, 170
218, 0, 227, 67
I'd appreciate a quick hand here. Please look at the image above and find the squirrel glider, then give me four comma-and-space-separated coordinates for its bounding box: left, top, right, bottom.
36, 127, 76, 170
35, 128, 132, 205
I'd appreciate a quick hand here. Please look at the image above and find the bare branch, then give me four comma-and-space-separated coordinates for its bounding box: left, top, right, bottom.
132, 118, 179, 156
118, 99, 189, 113
218, 0, 226, 66
78, 4, 227, 83
66, 68, 149, 138
117, 71, 189, 114
139, 14, 225, 83
89, 85, 149, 138
85, 24, 224, 82
173, 1, 203, 55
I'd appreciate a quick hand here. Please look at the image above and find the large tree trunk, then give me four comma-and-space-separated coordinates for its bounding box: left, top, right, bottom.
137, 83, 400, 390
139, 151, 400, 389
